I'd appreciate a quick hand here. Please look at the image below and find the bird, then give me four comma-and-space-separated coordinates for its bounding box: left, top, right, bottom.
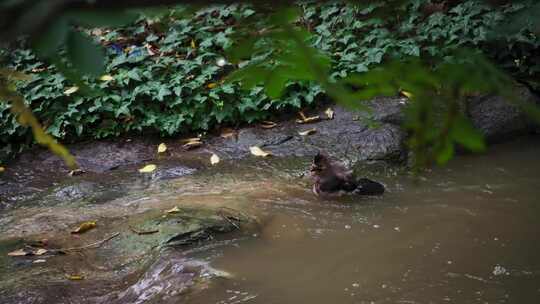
309, 152, 385, 196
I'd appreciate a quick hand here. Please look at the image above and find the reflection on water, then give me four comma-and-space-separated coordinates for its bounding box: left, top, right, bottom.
185, 137, 540, 304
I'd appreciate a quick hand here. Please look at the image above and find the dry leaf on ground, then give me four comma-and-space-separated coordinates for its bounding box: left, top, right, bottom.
139, 164, 157, 173
260, 121, 277, 129
299, 128, 317, 136
181, 137, 201, 143
7, 249, 28, 257
71, 221, 97, 234
325, 108, 335, 120
157, 143, 167, 153
166, 206, 180, 214
296, 115, 320, 124
183, 141, 203, 150
210, 153, 220, 165
250, 146, 272, 157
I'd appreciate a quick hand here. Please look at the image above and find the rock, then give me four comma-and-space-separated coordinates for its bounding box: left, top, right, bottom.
467, 86, 540, 142
207, 98, 407, 163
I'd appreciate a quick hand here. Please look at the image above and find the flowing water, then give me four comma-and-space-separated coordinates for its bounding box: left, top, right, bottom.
1, 137, 539, 304
183, 137, 540, 304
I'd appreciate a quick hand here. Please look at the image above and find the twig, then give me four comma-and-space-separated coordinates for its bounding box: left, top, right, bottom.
61, 232, 120, 252
218, 211, 240, 230
129, 226, 159, 235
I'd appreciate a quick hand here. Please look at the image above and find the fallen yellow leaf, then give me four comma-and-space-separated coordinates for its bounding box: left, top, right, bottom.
7, 249, 28, 257
181, 137, 201, 143
260, 121, 277, 129
299, 128, 317, 136
64, 86, 79, 96
139, 164, 157, 173
99, 75, 114, 81
157, 143, 167, 153
33, 259, 46, 264
0, 166, 5, 173
190, 39, 196, 48
210, 153, 220, 165
325, 108, 335, 120
250, 146, 272, 157
166, 206, 180, 214
296, 115, 320, 124
400, 90, 413, 99
66, 274, 84, 280
71, 221, 97, 234
220, 128, 236, 139
34, 248, 48, 256
183, 141, 203, 150
207, 82, 218, 89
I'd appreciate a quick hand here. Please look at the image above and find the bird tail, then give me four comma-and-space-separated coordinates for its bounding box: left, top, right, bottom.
354, 178, 385, 195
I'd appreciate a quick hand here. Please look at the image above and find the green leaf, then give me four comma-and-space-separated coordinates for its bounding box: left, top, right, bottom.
68, 10, 138, 28
66, 30, 105, 77
265, 69, 288, 99
31, 17, 69, 58
451, 116, 486, 152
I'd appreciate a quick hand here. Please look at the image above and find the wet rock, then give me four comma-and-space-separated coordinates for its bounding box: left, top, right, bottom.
207, 98, 407, 163
467, 86, 540, 142
0, 206, 255, 304
99, 251, 230, 304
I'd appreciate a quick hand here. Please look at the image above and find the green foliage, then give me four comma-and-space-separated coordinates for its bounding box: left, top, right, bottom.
1, 1, 539, 165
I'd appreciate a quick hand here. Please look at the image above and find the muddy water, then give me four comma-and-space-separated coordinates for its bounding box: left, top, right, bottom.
183, 137, 540, 304
1, 137, 539, 304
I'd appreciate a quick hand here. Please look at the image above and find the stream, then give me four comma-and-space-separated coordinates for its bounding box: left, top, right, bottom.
1, 136, 539, 303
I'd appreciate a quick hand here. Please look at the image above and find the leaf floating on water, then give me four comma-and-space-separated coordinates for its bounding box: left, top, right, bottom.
250, 146, 272, 157
296, 115, 320, 124
298, 128, 317, 136
64, 86, 79, 96
157, 143, 167, 153
99, 75, 114, 81
166, 206, 180, 214
139, 164, 157, 173
7, 249, 28, 257
66, 274, 84, 280
325, 108, 335, 120
71, 221, 97, 234
210, 153, 220, 165
260, 121, 277, 129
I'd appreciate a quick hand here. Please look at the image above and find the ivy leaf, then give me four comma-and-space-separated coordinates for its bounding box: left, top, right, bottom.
66, 30, 105, 77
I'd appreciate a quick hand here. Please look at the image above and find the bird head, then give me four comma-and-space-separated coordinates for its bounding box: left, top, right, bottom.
310, 151, 330, 176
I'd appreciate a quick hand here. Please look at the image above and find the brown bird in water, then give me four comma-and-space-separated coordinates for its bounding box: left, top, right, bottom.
309, 152, 385, 196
